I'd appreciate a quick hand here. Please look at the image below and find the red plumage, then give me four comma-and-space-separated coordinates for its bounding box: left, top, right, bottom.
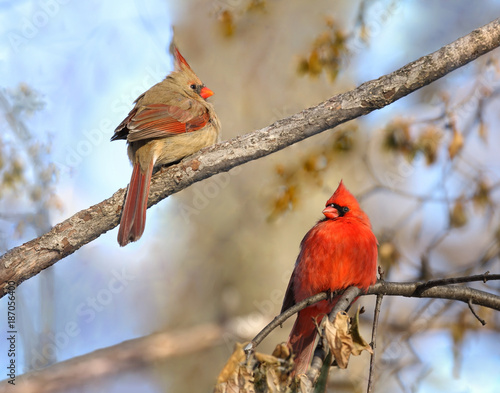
116, 159, 154, 245
281, 180, 378, 375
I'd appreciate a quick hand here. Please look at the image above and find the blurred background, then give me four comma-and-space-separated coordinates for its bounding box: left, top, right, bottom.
1, 0, 500, 392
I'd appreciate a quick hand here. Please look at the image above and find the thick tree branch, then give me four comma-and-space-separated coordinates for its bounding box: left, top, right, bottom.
2, 18, 500, 296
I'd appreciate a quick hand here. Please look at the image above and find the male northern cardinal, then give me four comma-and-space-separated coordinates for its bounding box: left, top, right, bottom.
111, 46, 221, 246
281, 181, 378, 375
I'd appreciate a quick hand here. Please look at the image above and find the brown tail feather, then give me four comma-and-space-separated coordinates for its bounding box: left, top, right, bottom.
117, 160, 154, 246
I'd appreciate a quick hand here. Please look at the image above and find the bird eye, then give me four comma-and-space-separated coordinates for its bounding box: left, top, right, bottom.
342, 206, 349, 213
190, 84, 197, 90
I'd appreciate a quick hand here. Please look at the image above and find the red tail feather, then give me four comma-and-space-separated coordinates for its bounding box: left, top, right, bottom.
117, 161, 154, 247
288, 307, 322, 376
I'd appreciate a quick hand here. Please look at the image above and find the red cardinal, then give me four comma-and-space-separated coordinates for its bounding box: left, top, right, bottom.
281, 181, 378, 375
111, 46, 221, 246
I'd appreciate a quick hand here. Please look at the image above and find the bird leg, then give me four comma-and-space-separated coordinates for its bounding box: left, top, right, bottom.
326, 289, 342, 303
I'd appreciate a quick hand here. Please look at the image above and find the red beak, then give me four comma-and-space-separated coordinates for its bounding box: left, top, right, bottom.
200, 86, 214, 99
322, 205, 339, 219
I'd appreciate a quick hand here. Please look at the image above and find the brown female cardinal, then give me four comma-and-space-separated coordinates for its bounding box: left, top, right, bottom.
111, 46, 221, 246
281, 181, 378, 375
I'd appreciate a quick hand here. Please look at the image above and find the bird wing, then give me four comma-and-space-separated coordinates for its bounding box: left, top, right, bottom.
111, 99, 209, 142
281, 268, 297, 313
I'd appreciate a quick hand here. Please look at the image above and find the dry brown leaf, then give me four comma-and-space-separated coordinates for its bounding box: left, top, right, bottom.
216, 342, 247, 384
238, 365, 255, 393
349, 306, 374, 356
324, 310, 373, 369
332, 127, 356, 152
216, 342, 295, 392
298, 373, 313, 392
218, 9, 235, 37
255, 343, 294, 390
266, 368, 280, 392
215, 378, 243, 393
214, 382, 226, 393
216, 362, 255, 393
450, 197, 468, 228
254, 351, 281, 366
448, 129, 464, 159
417, 126, 442, 165
324, 311, 353, 369
478, 122, 488, 142
308, 49, 322, 76
383, 118, 413, 156
272, 343, 292, 360
247, 0, 266, 13
378, 241, 400, 272
473, 179, 491, 209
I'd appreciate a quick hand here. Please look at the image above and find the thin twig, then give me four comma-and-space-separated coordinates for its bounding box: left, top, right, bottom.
367, 267, 385, 393
367, 293, 383, 393
369, 281, 500, 311
244, 292, 328, 356
413, 272, 498, 296
467, 299, 487, 326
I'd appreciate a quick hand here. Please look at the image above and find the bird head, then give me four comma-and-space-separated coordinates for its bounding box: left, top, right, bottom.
171, 46, 214, 100
322, 180, 370, 225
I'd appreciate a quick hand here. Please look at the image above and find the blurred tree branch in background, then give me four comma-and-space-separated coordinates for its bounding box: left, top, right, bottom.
11, 321, 238, 393
1, 17, 500, 297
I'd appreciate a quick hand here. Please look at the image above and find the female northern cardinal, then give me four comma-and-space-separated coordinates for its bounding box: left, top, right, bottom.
281, 181, 378, 375
111, 46, 221, 246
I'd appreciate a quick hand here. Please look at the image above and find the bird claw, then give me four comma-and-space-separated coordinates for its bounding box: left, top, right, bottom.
326, 289, 340, 303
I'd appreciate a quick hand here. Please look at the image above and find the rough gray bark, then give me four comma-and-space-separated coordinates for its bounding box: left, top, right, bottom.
1, 17, 500, 296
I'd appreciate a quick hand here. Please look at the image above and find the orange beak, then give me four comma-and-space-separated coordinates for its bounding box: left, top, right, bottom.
322, 205, 339, 219
200, 86, 214, 99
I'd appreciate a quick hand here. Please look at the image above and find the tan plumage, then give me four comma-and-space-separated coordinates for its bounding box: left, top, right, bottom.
111, 47, 221, 246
